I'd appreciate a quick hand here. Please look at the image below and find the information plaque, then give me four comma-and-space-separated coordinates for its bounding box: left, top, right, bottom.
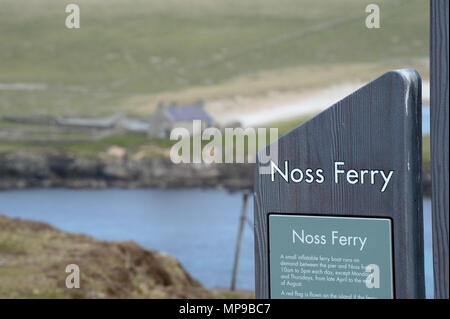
268, 214, 394, 299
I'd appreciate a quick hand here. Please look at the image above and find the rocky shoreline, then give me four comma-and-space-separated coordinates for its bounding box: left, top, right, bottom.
0, 152, 431, 196
0, 152, 254, 191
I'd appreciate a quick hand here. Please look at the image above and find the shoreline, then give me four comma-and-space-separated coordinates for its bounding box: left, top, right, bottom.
0, 152, 254, 191
0, 152, 431, 196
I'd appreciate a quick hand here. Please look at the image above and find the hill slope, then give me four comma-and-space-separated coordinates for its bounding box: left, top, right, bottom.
0, 215, 213, 298
0, 0, 429, 116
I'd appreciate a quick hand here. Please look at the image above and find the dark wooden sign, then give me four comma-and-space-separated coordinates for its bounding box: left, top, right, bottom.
254, 69, 425, 299
430, 0, 449, 300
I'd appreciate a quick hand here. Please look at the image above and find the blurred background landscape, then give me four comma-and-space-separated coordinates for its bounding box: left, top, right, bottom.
0, 0, 432, 298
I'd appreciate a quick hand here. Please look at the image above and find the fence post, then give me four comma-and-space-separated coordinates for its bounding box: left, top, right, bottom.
231, 192, 249, 291
430, 0, 449, 299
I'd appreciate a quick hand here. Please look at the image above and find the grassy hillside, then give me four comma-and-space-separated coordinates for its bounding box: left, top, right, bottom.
0, 0, 429, 116
0, 215, 212, 298
0, 215, 254, 298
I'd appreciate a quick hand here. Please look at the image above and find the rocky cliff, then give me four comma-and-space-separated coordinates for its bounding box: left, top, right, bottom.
0, 151, 431, 196
0, 151, 254, 191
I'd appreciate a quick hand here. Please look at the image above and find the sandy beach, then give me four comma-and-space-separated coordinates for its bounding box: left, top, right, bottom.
206, 80, 430, 127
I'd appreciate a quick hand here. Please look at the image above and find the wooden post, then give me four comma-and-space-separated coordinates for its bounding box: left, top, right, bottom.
231, 192, 249, 291
430, 0, 449, 299
254, 69, 424, 299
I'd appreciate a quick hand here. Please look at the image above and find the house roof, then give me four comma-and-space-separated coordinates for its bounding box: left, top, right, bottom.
165, 102, 213, 125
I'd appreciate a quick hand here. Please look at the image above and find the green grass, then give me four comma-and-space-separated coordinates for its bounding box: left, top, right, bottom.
0, 122, 431, 165
269, 115, 311, 137
423, 134, 430, 165
0, 0, 429, 117
0, 236, 26, 254
0, 134, 167, 157
61, 135, 150, 156
0, 0, 430, 158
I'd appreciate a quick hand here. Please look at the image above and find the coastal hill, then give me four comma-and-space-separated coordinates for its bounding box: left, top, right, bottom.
0, 215, 217, 298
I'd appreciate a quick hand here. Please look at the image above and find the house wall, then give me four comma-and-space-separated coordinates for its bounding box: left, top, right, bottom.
149, 109, 171, 138
149, 107, 212, 138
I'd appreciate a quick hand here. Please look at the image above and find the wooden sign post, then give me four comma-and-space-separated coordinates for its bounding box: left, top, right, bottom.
430, 0, 449, 300
254, 69, 425, 299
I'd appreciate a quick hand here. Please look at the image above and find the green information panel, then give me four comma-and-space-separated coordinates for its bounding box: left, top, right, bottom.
269, 214, 394, 299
